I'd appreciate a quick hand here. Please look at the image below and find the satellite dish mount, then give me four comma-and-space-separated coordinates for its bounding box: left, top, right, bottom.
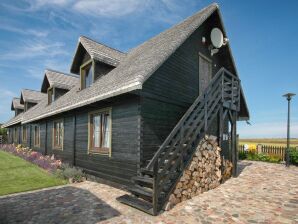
209, 27, 229, 56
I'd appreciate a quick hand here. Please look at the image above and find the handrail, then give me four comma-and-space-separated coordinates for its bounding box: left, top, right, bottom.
141, 67, 242, 213
147, 67, 238, 170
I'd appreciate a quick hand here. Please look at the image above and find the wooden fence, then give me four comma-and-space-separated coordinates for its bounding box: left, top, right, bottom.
238, 144, 286, 160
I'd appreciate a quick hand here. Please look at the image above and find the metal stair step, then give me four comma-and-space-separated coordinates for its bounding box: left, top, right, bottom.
117, 194, 155, 215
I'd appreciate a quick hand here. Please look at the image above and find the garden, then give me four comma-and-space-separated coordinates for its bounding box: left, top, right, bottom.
238, 144, 298, 165
0, 144, 86, 196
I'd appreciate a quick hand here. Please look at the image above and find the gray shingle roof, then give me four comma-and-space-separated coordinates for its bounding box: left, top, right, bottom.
70, 36, 127, 73
20, 89, 47, 104
22, 3, 219, 124
3, 91, 47, 128
2, 112, 23, 128
11, 98, 24, 110
41, 69, 79, 93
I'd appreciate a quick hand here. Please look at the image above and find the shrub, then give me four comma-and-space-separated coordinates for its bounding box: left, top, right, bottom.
0, 127, 7, 136
289, 148, 298, 165
55, 164, 86, 183
246, 151, 281, 163
238, 151, 247, 160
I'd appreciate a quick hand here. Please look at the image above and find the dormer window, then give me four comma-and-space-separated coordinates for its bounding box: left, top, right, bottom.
80, 60, 93, 90
24, 102, 36, 112
48, 87, 55, 104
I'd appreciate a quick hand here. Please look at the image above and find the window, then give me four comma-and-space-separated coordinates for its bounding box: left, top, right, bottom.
22, 125, 27, 142
80, 60, 93, 89
14, 127, 17, 143
25, 102, 35, 111
34, 125, 40, 147
88, 109, 111, 155
53, 120, 64, 149
48, 87, 55, 104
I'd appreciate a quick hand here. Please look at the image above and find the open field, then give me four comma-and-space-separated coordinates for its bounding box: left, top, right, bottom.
239, 138, 298, 147
0, 150, 66, 196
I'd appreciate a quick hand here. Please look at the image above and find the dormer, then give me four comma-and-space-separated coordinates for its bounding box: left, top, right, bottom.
70, 36, 126, 90
20, 89, 46, 112
11, 97, 24, 116
41, 69, 79, 105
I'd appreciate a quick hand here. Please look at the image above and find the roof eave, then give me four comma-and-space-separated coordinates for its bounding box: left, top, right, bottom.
23, 81, 143, 124
70, 41, 83, 74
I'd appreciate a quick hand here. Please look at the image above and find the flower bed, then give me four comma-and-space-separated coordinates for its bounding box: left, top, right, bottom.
0, 144, 87, 182
0, 144, 61, 173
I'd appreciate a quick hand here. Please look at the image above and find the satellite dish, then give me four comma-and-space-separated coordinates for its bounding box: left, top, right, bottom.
210, 28, 224, 48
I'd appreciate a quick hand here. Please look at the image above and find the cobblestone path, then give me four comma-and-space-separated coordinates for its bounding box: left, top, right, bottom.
0, 161, 297, 223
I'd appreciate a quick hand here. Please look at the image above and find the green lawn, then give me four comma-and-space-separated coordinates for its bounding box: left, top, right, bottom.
0, 150, 66, 196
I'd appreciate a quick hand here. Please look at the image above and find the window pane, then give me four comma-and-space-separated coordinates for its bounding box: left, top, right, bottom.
85, 65, 93, 88
102, 113, 110, 148
59, 122, 63, 146
34, 126, 39, 146
93, 115, 101, 148
52, 91, 55, 102
54, 121, 63, 148
89, 110, 111, 154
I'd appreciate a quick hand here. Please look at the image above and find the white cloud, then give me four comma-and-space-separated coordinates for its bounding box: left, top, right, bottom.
0, 88, 17, 119
73, 0, 145, 17
25, 0, 73, 10
0, 24, 48, 37
0, 89, 15, 98
0, 40, 68, 60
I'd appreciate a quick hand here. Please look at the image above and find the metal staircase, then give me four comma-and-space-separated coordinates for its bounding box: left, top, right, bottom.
117, 67, 241, 215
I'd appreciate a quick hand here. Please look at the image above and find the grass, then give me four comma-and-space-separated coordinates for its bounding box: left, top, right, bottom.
0, 150, 66, 196
239, 138, 298, 147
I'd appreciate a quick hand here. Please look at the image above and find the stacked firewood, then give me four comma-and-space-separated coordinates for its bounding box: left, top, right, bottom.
164, 135, 224, 211
221, 159, 233, 182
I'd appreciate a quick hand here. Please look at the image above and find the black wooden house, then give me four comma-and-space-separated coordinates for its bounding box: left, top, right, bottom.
2, 3, 249, 215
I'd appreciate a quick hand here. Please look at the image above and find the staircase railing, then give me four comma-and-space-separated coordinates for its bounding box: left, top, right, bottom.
147, 67, 241, 213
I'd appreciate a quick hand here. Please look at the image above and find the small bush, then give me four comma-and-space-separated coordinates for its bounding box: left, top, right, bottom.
246, 151, 281, 163
55, 164, 86, 183
290, 148, 298, 165
238, 151, 247, 160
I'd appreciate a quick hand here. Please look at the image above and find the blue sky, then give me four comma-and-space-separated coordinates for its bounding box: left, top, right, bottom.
0, 0, 297, 138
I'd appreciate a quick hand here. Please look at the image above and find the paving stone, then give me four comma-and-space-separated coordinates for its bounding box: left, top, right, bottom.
0, 161, 297, 223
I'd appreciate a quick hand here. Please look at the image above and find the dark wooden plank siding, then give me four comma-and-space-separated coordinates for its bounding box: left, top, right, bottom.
140, 97, 186, 162
20, 125, 29, 147
30, 122, 46, 154
74, 95, 140, 186
11, 125, 21, 145
221, 116, 232, 160
44, 117, 73, 163
140, 12, 235, 163
23, 94, 140, 186
46, 121, 53, 155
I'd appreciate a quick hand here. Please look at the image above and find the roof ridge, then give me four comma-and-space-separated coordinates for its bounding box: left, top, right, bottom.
129, 3, 218, 55
79, 35, 127, 55
22, 88, 42, 92
45, 68, 79, 78
127, 3, 218, 84
19, 3, 238, 125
